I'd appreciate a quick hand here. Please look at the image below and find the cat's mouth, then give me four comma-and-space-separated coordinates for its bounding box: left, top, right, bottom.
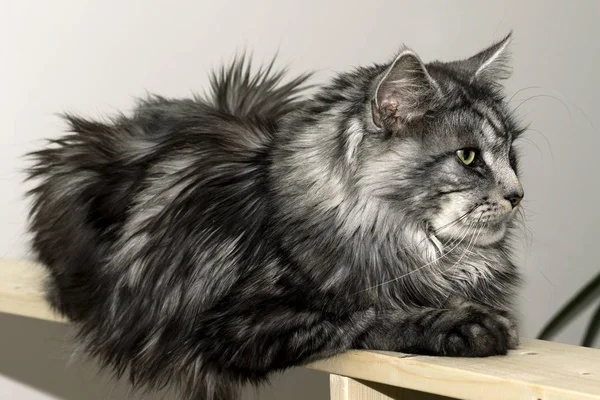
430, 209, 514, 247
457, 208, 517, 245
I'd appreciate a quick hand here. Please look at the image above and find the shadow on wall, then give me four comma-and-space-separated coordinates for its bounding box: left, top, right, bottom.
0, 313, 329, 400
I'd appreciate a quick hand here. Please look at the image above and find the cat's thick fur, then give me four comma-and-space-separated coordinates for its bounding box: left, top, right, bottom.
26, 34, 524, 400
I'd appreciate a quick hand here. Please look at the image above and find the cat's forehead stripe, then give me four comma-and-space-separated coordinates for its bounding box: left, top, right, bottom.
467, 103, 509, 148
439, 74, 510, 143
468, 102, 501, 132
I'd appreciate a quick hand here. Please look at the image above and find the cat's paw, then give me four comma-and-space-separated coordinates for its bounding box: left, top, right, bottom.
494, 308, 519, 350
436, 304, 519, 357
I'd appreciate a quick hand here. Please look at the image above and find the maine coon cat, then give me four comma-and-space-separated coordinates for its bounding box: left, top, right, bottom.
26, 33, 524, 400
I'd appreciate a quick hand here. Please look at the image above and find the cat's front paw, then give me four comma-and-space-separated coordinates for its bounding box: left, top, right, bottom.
435, 304, 519, 357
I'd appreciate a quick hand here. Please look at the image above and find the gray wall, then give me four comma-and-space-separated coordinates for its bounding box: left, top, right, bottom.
1, 0, 598, 398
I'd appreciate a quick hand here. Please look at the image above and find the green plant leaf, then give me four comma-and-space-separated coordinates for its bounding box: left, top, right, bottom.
537, 271, 600, 340
581, 300, 600, 347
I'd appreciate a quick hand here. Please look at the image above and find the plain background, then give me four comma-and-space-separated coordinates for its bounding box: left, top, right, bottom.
1, 0, 598, 398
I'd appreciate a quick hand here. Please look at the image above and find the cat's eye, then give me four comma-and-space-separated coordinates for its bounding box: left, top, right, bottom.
456, 149, 477, 166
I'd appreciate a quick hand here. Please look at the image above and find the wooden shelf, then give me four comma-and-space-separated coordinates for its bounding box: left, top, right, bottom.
0, 258, 66, 322
1, 258, 599, 400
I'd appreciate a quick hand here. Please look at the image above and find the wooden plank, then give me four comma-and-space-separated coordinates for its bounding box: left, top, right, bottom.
1, 258, 599, 399
0, 258, 66, 322
309, 340, 600, 400
331, 375, 397, 400
330, 375, 450, 400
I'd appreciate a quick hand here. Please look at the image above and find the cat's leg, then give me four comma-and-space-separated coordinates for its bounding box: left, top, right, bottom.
357, 300, 519, 357
198, 305, 380, 374
197, 299, 518, 379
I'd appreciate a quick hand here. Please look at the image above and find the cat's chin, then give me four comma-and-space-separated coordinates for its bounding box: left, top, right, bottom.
434, 221, 508, 247
468, 223, 508, 246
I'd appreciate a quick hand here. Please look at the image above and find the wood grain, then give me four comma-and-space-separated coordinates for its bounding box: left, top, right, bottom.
0, 258, 66, 322
309, 339, 600, 399
330, 375, 452, 400
1, 258, 599, 399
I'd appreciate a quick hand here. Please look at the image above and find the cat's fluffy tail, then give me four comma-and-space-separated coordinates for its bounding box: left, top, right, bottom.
206, 53, 313, 122
24, 56, 312, 399
25, 114, 141, 320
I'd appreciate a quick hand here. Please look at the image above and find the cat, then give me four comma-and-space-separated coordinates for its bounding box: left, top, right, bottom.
26, 33, 524, 400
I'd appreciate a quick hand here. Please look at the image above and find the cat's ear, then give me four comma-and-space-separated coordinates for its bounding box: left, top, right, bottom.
465, 33, 513, 85
372, 50, 439, 132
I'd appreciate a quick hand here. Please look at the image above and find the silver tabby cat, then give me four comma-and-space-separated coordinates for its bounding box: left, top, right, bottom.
27, 33, 523, 400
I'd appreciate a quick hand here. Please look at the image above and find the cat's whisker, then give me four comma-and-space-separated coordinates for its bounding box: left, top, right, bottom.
417, 213, 478, 259
359, 223, 473, 293
514, 207, 534, 240
408, 205, 479, 251
507, 86, 543, 103
515, 209, 534, 257
446, 215, 484, 278
509, 85, 596, 133
376, 207, 477, 267
511, 93, 569, 113
516, 208, 555, 287
516, 136, 545, 159
430, 205, 479, 235
448, 221, 477, 280
438, 221, 477, 249
511, 206, 554, 286
521, 127, 554, 159
518, 209, 537, 220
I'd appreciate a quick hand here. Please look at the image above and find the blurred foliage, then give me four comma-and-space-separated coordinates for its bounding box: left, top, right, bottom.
537, 272, 600, 347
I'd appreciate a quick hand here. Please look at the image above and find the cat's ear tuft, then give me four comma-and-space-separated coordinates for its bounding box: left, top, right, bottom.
372, 50, 439, 132
468, 32, 513, 84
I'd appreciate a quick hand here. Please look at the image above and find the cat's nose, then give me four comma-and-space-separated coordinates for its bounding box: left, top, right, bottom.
505, 192, 523, 209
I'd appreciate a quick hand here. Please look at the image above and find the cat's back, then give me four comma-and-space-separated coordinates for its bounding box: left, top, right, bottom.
28, 96, 277, 319
110, 97, 277, 302
125, 96, 275, 235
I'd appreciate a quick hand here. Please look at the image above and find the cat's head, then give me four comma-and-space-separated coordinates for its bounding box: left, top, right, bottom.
349, 33, 524, 247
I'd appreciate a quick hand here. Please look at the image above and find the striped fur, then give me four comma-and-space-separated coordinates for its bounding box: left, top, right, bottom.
25, 34, 524, 399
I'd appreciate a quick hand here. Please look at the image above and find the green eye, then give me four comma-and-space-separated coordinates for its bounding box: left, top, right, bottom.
456, 149, 477, 166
